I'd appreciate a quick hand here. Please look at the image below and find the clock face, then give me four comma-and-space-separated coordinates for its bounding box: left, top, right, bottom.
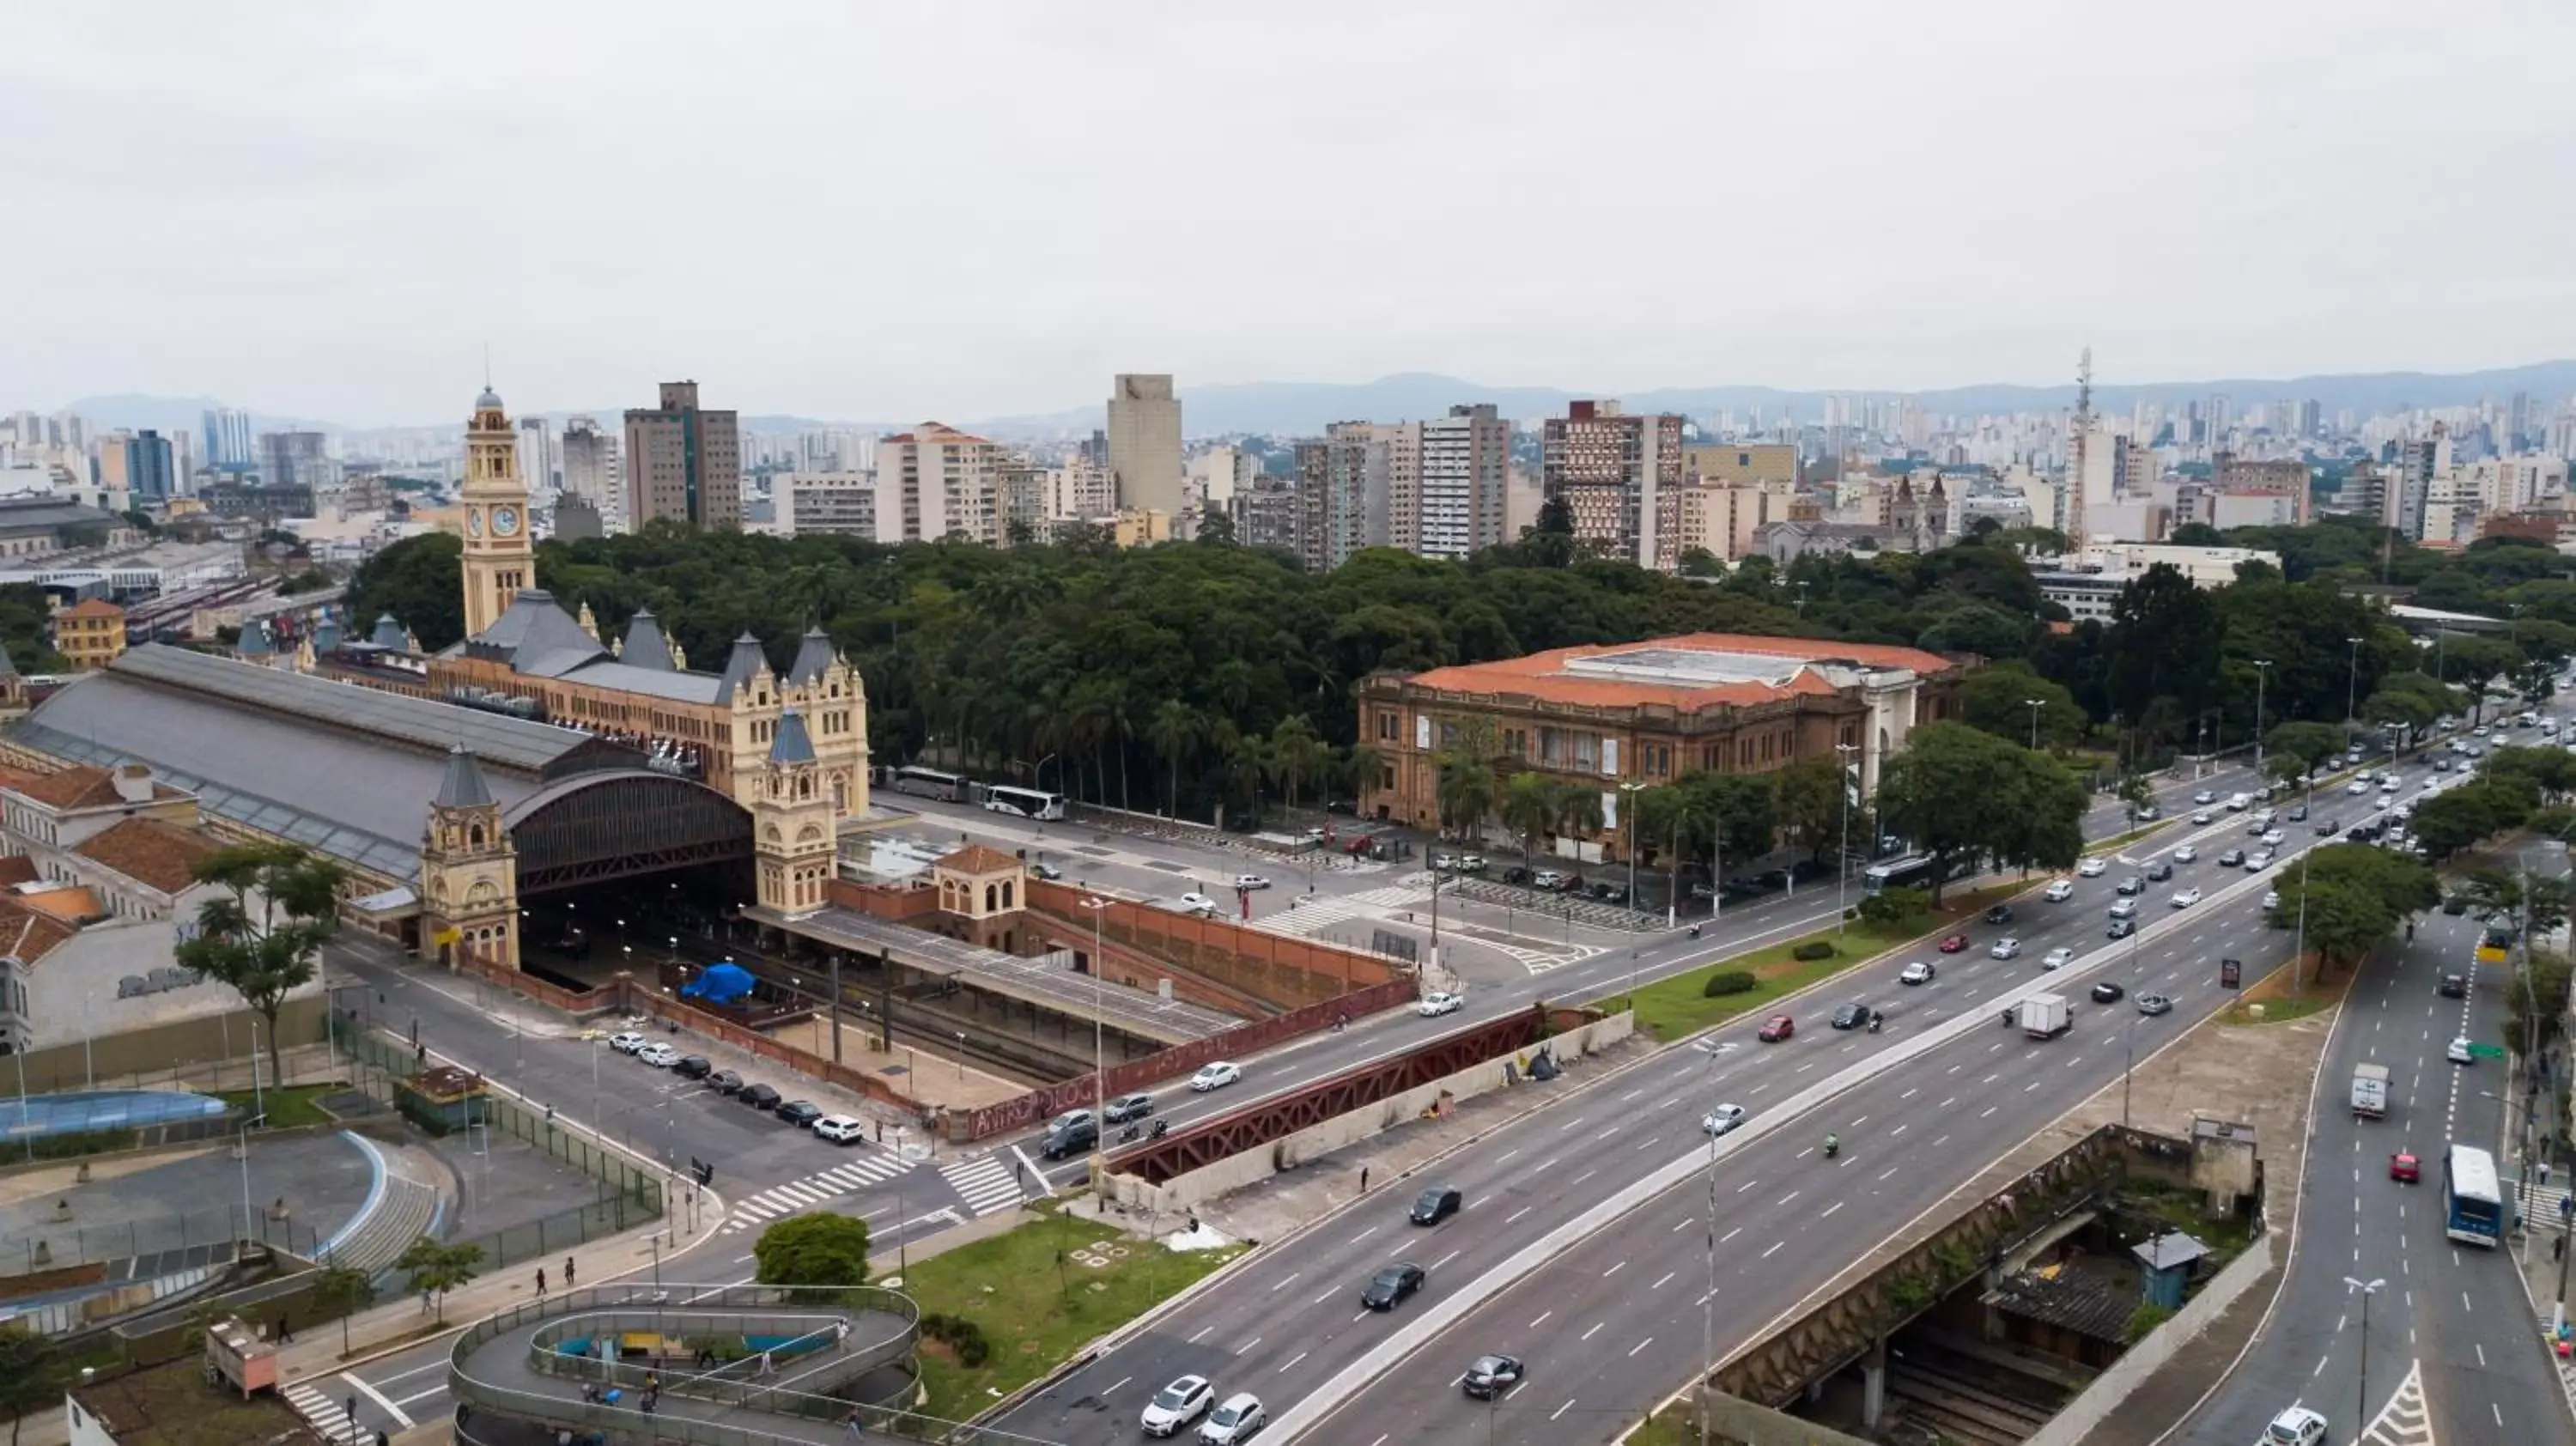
466, 509, 483, 538
494, 506, 521, 537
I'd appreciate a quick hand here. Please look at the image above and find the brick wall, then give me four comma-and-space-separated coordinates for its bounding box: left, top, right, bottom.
1024, 880, 1397, 1010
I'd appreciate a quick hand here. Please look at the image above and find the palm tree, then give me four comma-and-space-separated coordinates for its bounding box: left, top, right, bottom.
1551, 781, 1606, 846
1346, 743, 1385, 815
1634, 781, 1716, 917
1435, 752, 1498, 843
1501, 772, 1555, 875
1267, 715, 1331, 812
1149, 701, 1200, 819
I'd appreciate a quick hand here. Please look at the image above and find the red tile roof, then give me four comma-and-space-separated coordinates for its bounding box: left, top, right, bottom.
938, 845, 1024, 876
9, 764, 180, 811
1398, 633, 1958, 712
0, 895, 78, 964
74, 817, 222, 896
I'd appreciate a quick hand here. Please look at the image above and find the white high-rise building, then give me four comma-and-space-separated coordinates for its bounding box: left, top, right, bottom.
517, 416, 557, 503
1416, 404, 1510, 558
1106, 374, 1182, 515
560, 416, 624, 532
878, 422, 1005, 546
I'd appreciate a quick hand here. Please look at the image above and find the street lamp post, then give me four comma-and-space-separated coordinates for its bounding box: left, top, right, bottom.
1834, 743, 1858, 933
2024, 697, 2044, 751
2251, 660, 2274, 780
2344, 1275, 2385, 1434
1619, 781, 1645, 927
2345, 636, 2365, 725
1081, 896, 1111, 1129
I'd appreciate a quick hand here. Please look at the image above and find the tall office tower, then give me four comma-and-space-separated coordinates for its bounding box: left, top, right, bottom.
2295, 398, 2323, 440
2509, 392, 2535, 451
1416, 404, 1510, 558
2206, 393, 2233, 447
622, 380, 742, 529
257, 430, 335, 490
559, 416, 624, 532
1540, 399, 1684, 567
119, 429, 175, 499
2392, 422, 2451, 540
2063, 350, 2098, 546
201, 407, 255, 470
2549, 408, 2576, 464
1106, 374, 1182, 515
1291, 428, 1393, 572
168, 428, 197, 489
516, 416, 557, 500
875, 422, 1006, 545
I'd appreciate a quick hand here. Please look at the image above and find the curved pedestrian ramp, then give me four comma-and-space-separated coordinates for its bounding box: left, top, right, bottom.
447, 1283, 919, 1443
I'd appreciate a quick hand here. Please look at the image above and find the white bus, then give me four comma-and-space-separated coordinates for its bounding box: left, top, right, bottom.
890, 764, 969, 802
2443, 1143, 2504, 1246
983, 785, 1066, 822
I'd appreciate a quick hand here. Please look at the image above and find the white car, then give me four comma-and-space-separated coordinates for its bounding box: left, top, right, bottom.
2379, 777, 2400, 793
2260, 829, 2285, 847
1899, 961, 1935, 986
1199, 1394, 1267, 1445
1989, 938, 2022, 960
1233, 873, 1272, 891
2227, 793, 2250, 811
2448, 1036, 2475, 1065
812, 1114, 867, 1144
1141, 1375, 1215, 1437
2346, 781, 2370, 796
2172, 845, 2196, 864
1702, 1103, 1748, 1136
2043, 879, 2075, 902
1190, 1061, 1242, 1092
2170, 888, 2202, 908
2263, 890, 2281, 908
2245, 852, 2275, 872
2191, 789, 2215, 805
2077, 858, 2109, 878
1176, 892, 1221, 915
2191, 810, 2216, 824
2042, 946, 2076, 970
2263, 1405, 2328, 1446
636, 1042, 681, 1067
607, 1031, 647, 1054
1416, 992, 1462, 1018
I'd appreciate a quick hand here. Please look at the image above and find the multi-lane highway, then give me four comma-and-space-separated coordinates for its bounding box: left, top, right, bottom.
990, 787, 2372, 1445
2179, 866, 2574, 1445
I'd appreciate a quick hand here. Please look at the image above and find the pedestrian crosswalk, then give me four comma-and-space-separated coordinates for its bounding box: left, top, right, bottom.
284, 1379, 374, 1443
719, 1150, 919, 1236
941, 1152, 1027, 1216
2514, 1177, 2576, 1227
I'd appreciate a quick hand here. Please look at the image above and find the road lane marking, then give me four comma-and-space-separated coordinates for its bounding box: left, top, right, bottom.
1581, 1322, 1604, 1341
1279, 1352, 1307, 1374
1653, 1271, 1675, 1289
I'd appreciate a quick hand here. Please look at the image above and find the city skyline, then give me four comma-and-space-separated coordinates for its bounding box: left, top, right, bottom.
9, 0, 2571, 422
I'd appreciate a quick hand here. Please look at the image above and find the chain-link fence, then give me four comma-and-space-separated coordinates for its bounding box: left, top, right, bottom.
7, 1205, 325, 1275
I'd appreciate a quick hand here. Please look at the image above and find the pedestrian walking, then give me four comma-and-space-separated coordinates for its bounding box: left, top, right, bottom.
1359, 1165, 1370, 1194
756, 1350, 775, 1379
845, 1406, 868, 1437
420, 1287, 433, 1314
536, 1267, 547, 1295
564, 1255, 575, 1287
275, 1315, 293, 1344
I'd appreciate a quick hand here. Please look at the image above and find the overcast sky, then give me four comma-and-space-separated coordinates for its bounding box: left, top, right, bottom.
9, 1, 2573, 425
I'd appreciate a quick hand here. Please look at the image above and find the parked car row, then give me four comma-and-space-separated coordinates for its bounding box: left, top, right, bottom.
606, 1030, 834, 1137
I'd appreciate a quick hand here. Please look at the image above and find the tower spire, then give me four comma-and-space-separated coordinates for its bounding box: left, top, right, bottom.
2064, 347, 2095, 550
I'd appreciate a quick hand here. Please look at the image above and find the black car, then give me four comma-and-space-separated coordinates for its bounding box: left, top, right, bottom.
2090, 981, 2126, 1003
2144, 861, 2173, 883
672, 1055, 714, 1079
775, 1100, 823, 1127
2107, 917, 2138, 939
2218, 849, 2246, 867
1103, 1092, 1155, 1125
2316, 820, 2338, 835
2115, 877, 2144, 896
2442, 896, 2470, 915
1360, 1262, 1426, 1310
1461, 1354, 1526, 1400
708, 1069, 744, 1094
1983, 904, 2014, 925
739, 1083, 783, 1110
1041, 1117, 1100, 1161
1830, 1003, 1874, 1030
2439, 974, 2469, 999
1409, 1186, 1462, 1226
1502, 866, 1533, 886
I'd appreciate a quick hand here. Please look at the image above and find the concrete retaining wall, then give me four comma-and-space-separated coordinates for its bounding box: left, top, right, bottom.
1094, 1012, 1635, 1214
1684, 1390, 1877, 1446
2020, 1233, 2275, 1446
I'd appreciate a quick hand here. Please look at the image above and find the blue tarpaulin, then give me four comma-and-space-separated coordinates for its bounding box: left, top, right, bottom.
678, 962, 755, 1006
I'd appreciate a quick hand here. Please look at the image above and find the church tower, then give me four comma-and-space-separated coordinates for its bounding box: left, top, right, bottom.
460, 387, 534, 639
751, 708, 837, 916
419, 744, 521, 970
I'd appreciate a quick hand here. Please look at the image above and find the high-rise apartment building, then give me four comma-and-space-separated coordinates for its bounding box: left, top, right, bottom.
200, 407, 255, 471
1291, 427, 1397, 572
516, 416, 557, 500
114, 429, 176, 500
1416, 404, 1510, 558
1231, 477, 1303, 556
1106, 374, 1182, 515
1048, 458, 1116, 520
875, 422, 1005, 546
1682, 443, 1798, 488
559, 416, 623, 532
1541, 400, 1683, 567
622, 380, 742, 529
257, 430, 336, 492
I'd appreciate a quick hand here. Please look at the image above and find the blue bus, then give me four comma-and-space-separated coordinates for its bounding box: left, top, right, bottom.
2444, 1144, 2504, 1246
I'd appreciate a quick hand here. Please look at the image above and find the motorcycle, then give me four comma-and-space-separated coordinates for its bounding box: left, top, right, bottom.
1117, 1123, 1142, 1144
1823, 1134, 1840, 1159
1867, 1013, 1882, 1035
1688, 924, 1704, 939
1150, 1118, 1170, 1139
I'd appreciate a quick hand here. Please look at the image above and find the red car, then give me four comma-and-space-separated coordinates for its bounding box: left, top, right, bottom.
2389, 1151, 2420, 1184
1936, 933, 1971, 954
1757, 1015, 1795, 1042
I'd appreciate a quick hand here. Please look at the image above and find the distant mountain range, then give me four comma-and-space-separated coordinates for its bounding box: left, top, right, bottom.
61, 358, 2576, 444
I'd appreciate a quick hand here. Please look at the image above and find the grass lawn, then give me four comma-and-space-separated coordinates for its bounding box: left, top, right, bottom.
897, 1209, 1247, 1428
70, 1357, 313, 1446
2087, 819, 2177, 856
2221, 954, 2345, 1025
213, 1083, 342, 1129
1625, 921, 1920, 1042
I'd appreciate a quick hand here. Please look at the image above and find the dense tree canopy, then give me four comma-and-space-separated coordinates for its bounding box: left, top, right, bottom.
1874, 722, 2087, 902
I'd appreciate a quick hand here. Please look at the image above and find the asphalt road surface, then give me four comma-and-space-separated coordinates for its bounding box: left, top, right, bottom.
990, 793, 2366, 1446
2179, 878, 2575, 1446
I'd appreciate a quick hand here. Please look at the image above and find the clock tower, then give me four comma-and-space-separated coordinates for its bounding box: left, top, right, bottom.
460, 386, 532, 639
